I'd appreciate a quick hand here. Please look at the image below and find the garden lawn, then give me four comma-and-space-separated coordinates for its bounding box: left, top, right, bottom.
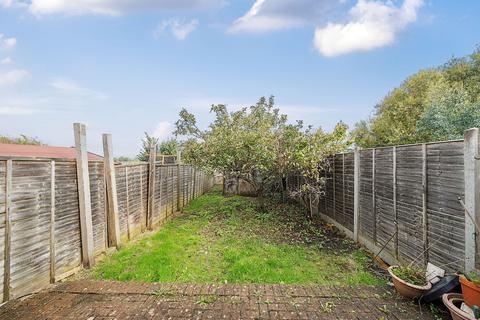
91, 187, 384, 286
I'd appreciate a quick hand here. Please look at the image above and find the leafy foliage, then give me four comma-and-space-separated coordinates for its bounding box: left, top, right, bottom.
137, 133, 177, 161
174, 96, 349, 215
417, 78, 480, 140
353, 48, 480, 147
0, 134, 43, 145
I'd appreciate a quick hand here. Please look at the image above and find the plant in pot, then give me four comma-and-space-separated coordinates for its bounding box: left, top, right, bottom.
459, 271, 480, 308
388, 265, 432, 299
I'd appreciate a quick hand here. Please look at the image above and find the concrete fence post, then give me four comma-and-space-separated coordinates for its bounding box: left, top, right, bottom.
353, 147, 360, 242
73, 123, 95, 268
464, 128, 480, 272
102, 134, 121, 249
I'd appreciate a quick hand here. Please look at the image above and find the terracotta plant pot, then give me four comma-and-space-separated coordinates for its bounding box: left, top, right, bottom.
387, 266, 432, 299
442, 293, 474, 320
460, 275, 480, 308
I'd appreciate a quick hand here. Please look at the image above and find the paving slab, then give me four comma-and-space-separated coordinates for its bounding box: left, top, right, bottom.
0, 280, 437, 319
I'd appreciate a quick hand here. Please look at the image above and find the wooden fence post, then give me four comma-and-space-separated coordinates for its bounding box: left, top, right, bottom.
353, 148, 360, 242
464, 128, 480, 272
333, 157, 336, 220
49, 161, 56, 283
342, 153, 346, 223
422, 143, 429, 266
193, 167, 197, 199
372, 148, 377, 245
393, 147, 398, 259
3, 160, 12, 301
147, 144, 157, 230
177, 165, 181, 210
102, 134, 121, 249
73, 123, 95, 268
170, 166, 174, 215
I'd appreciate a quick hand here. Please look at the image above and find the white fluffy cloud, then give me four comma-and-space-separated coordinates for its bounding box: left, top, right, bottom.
154, 18, 199, 40
231, 0, 423, 57
0, 69, 30, 86
229, 0, 339, 33
314, 0, 423, 57
1, 0, 224, 16
0, 33, 17, 50
152, 121, 173, 140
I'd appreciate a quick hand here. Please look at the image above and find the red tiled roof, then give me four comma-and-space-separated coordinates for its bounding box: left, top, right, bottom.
0, 144, 103, 161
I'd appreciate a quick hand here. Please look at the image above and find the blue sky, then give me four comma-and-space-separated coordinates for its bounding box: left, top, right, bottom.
0, 0, 479, 157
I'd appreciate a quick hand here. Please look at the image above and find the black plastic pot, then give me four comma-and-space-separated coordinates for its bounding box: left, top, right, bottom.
422, 275, 461, 303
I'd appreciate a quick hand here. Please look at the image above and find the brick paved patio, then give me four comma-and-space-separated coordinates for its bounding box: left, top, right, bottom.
0, 280, 436, 319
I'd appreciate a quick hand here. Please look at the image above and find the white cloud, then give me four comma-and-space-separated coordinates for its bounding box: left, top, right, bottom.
51, 78, 108, 100
154, 18, 199, 40
229, 0, 339, 33
0, 33, 17, 50
152, 121, 173, 140
0, 56, 13, 65
314, 0, 423, 57
2, 0, 224, 16
0, 69, 30, 86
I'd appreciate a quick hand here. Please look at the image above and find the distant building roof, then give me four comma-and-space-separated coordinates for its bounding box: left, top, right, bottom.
0, 144, 103, 161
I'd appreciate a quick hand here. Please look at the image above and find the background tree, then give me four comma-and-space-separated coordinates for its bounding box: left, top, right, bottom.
175, 96, 350, 217
175, 97, 284, 195
353, 47, 480, 147
137, 133, 177, 161
417, 78, 480, 140
0, 134, 43, 145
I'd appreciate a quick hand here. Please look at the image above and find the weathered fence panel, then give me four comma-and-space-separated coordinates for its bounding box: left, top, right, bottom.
306, 138, 469, 273
89, 162, 107, 256
54, 161, 82, 280
9, 161, 51, 299
426, 141, 465, 271
0, 154, 212, 302
0, 161, 6, 302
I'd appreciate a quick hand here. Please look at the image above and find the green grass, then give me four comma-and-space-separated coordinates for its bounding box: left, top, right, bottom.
91, 186, 384, 285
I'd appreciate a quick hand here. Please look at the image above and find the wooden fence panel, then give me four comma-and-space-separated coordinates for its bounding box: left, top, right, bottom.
54, 162, 82, 279
374, 148, 396, 253
359, 150, 374, 242
153, 164, 162, 226
170, 166, 176, 214
10, 161, 51, 299
115, 166, 129, 241
89, 162, 106, 256
160, 166, 167, 221
395, 145, 425, 265
127, 165, 144, 238
334, 155, 344, 225
172, 166, 178, 212
141, 165, 149, 228
427, 142, 465, 271
344, 152, 355, 231
0, 161, 6, 302
324, 161, 334, 218
0, 154, 211, 302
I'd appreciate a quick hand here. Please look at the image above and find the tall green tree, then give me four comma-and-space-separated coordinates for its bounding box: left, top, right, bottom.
353, 48, 480, 147
137, 133, 177, 161
417, 78, 480, 140
175, 96, 350, 216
